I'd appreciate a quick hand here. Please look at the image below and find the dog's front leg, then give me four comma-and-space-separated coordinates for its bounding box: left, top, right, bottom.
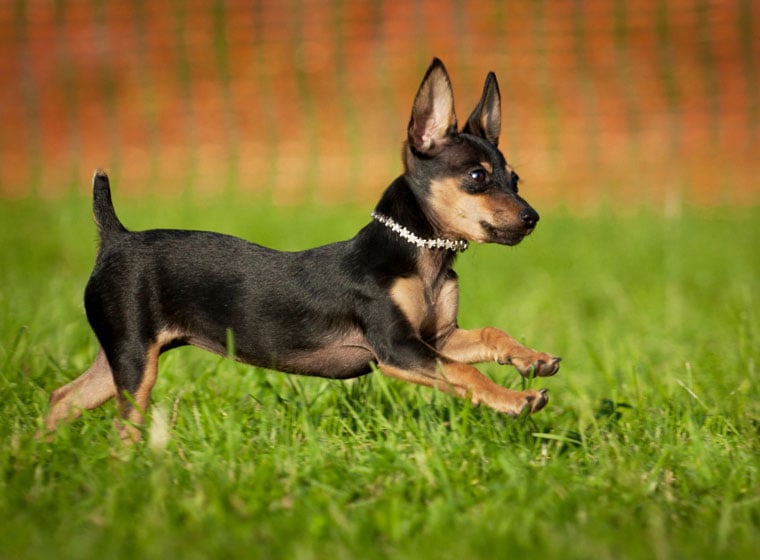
439, 327, 560, 377
373, 333, 548, 415
378, 360, 548, 416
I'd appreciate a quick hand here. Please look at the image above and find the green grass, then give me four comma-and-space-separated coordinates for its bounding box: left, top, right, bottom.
1, 192, 758, 559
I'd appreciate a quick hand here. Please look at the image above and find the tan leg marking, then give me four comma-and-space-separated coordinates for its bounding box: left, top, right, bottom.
378, 361, 548, 416
43, 347, 117, 433
115, 341, 161, 443
440, 327, 561, 377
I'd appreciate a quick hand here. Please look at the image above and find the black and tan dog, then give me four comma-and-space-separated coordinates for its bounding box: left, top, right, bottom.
44, 58, 560, 441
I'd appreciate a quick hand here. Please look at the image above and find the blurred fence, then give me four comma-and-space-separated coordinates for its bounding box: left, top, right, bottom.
0, 0, 758, 207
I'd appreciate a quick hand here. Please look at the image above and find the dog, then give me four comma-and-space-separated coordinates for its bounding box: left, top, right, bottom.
43, 58, 560, 442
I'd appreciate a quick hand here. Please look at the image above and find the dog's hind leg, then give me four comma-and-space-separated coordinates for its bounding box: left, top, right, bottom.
43, 347, 117, 433
110, 340, 162, 443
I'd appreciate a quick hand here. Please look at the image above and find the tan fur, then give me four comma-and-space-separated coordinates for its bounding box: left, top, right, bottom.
386, 270, 557, 413
115, 340, 161, 442
44, 347, 116, 433
390, 277, 427, 332
42, 329, 185, 442
378, 361, 547, 416
426, 178, 522, 242
440, 327, 560, 377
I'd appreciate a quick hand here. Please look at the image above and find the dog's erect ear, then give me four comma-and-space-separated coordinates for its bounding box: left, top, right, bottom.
463, 72, 501, 146
408, 58, 457, 155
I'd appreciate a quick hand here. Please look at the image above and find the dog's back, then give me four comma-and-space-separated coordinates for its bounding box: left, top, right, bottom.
85, 180, 379, 381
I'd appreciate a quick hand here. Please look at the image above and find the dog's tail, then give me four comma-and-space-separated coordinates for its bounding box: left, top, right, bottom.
92, 169, 127, 244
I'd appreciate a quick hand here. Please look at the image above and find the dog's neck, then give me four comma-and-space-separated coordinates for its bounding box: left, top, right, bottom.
371, 211, 469, 253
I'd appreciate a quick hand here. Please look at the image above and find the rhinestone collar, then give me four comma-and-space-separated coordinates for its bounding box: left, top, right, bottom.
371, 211, 469, 252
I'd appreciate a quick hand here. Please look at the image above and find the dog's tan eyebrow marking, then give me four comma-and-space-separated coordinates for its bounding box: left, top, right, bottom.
480, 161, 493, 173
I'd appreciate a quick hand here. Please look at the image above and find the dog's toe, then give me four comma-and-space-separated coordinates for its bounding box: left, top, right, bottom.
520, 389, 549, 414
510, 354, 561, 378
530, 388, 549, 412
537, 356, 561, 377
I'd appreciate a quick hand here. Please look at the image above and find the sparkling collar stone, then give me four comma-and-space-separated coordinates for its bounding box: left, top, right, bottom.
371, 211, 469, 252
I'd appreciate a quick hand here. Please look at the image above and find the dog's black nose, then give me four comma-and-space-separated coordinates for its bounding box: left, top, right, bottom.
520, 208, 540, 228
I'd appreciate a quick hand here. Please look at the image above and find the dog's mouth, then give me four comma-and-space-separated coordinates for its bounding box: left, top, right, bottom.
480, 221, 533, 246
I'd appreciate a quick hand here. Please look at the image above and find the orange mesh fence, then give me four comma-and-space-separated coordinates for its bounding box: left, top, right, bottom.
0, 0, 757, 207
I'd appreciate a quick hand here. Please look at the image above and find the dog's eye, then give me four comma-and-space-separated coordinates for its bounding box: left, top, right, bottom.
470, 168, 487, 183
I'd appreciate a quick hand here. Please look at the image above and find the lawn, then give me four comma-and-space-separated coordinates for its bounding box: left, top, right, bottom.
1, 190, 758, 559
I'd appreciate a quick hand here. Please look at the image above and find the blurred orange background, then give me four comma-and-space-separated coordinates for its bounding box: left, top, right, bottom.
1, 0, 758, 208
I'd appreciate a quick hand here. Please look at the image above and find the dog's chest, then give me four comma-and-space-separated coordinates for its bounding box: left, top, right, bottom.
389, 271, 459, 339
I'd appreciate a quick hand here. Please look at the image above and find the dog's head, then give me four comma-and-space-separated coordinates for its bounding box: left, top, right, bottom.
403, 58, 539, 246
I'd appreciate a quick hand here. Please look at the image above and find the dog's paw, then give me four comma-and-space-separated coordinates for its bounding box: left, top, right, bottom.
501, 352, 561, 378
486, 388, 549, 416
524, 388, 549, 413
